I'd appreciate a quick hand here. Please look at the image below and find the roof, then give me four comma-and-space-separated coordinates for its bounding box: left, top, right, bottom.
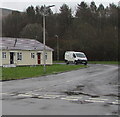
0, 37, 53, 51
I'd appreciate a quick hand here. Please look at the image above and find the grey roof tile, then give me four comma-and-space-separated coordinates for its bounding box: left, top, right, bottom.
0, 37, 53, 51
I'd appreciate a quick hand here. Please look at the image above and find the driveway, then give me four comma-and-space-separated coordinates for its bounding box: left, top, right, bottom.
1, 64, 119, 115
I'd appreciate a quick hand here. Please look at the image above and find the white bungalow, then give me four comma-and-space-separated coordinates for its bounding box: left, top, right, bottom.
0, 37, 53, 67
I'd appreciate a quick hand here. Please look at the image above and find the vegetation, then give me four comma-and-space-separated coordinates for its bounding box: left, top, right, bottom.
1, 60, 118, 81
54, 61, 119, 65
0, 67, 2, 80
2, 2, 119, 61
1, 64, 86, 81
88, 61, 118, 64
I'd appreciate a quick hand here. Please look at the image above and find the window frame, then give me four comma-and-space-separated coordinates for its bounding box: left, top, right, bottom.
31, 53, 35, 59
17, 52, 22, 61
2, 52, 6, 59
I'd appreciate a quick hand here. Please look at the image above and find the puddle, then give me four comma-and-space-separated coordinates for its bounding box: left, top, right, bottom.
64, 90, 100, 98
104, 94, 120, 97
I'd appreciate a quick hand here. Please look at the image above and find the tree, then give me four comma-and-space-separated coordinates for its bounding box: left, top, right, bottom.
108, 3, 118, 26
2, 11, 27, 37
20, 23, 43, 42
97, 4, 105, 17
2, 2, 119, 61
35, 6, 42, 24
76, 2, 91, 23
89, 1, 98, 26
58, 4, 72, 38
90, 1, 97, 13
118, 4, 120, 61
26, 6, 36, 23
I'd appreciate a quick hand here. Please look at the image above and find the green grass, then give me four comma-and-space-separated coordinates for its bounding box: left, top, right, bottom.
88, 61, 118, 65
1, 64, 86, 81
54, 61, 119, 65
53, 61, 64, 63
0, 67, 2, 80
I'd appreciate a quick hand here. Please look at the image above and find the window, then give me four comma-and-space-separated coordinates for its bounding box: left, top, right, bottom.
17, 52, 22, 60
73, 53, 76, 58
76, 53, 85, 58
2, 52, 6, 59
31, 53, 35, 59
45, 53, 47, 60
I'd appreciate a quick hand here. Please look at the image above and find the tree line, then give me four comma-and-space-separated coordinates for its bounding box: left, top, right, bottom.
2, 1, 119, 61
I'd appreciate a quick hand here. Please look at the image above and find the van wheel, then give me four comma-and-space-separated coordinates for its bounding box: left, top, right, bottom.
74, 61, 78, 65
84, 62, 87, 65
66, 61, 69, 65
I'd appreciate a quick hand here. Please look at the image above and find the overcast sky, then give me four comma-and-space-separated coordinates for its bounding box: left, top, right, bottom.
0, 0, 119, 13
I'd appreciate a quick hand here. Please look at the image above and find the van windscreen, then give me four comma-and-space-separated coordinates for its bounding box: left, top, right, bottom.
76, 53, 85, 58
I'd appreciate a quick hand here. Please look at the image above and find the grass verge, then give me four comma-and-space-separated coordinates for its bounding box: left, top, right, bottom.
1, 64, 86, 81
54, 61, 119, 65
88, 61, 118, 65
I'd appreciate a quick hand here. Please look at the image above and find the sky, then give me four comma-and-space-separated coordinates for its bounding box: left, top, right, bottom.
0, 0, 119, 13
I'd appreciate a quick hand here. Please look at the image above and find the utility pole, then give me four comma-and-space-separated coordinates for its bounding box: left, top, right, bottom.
55, 35, 59, 61
41, 5, 55, 73
43, 11, 46, 72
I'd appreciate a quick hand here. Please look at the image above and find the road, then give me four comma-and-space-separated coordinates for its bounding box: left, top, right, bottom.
1, 64, 119, 115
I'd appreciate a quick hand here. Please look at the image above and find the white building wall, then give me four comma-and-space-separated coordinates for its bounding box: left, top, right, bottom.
1, 50, 53, 66
2, 50, 10, 65
15, 50, 38, 66
41, 51, 53, 65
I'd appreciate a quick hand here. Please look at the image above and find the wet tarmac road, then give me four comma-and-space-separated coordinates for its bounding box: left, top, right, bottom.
1, 64, 119, 115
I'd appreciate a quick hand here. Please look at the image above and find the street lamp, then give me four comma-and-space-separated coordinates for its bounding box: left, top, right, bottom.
41, 5, 55, 72
55, 35, 59, 61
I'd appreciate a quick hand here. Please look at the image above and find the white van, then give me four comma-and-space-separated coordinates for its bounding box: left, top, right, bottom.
64, 51, 88, 65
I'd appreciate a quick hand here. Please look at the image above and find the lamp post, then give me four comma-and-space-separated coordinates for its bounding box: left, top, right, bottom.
55, 35, 59, 61
42, 5, 55, 72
